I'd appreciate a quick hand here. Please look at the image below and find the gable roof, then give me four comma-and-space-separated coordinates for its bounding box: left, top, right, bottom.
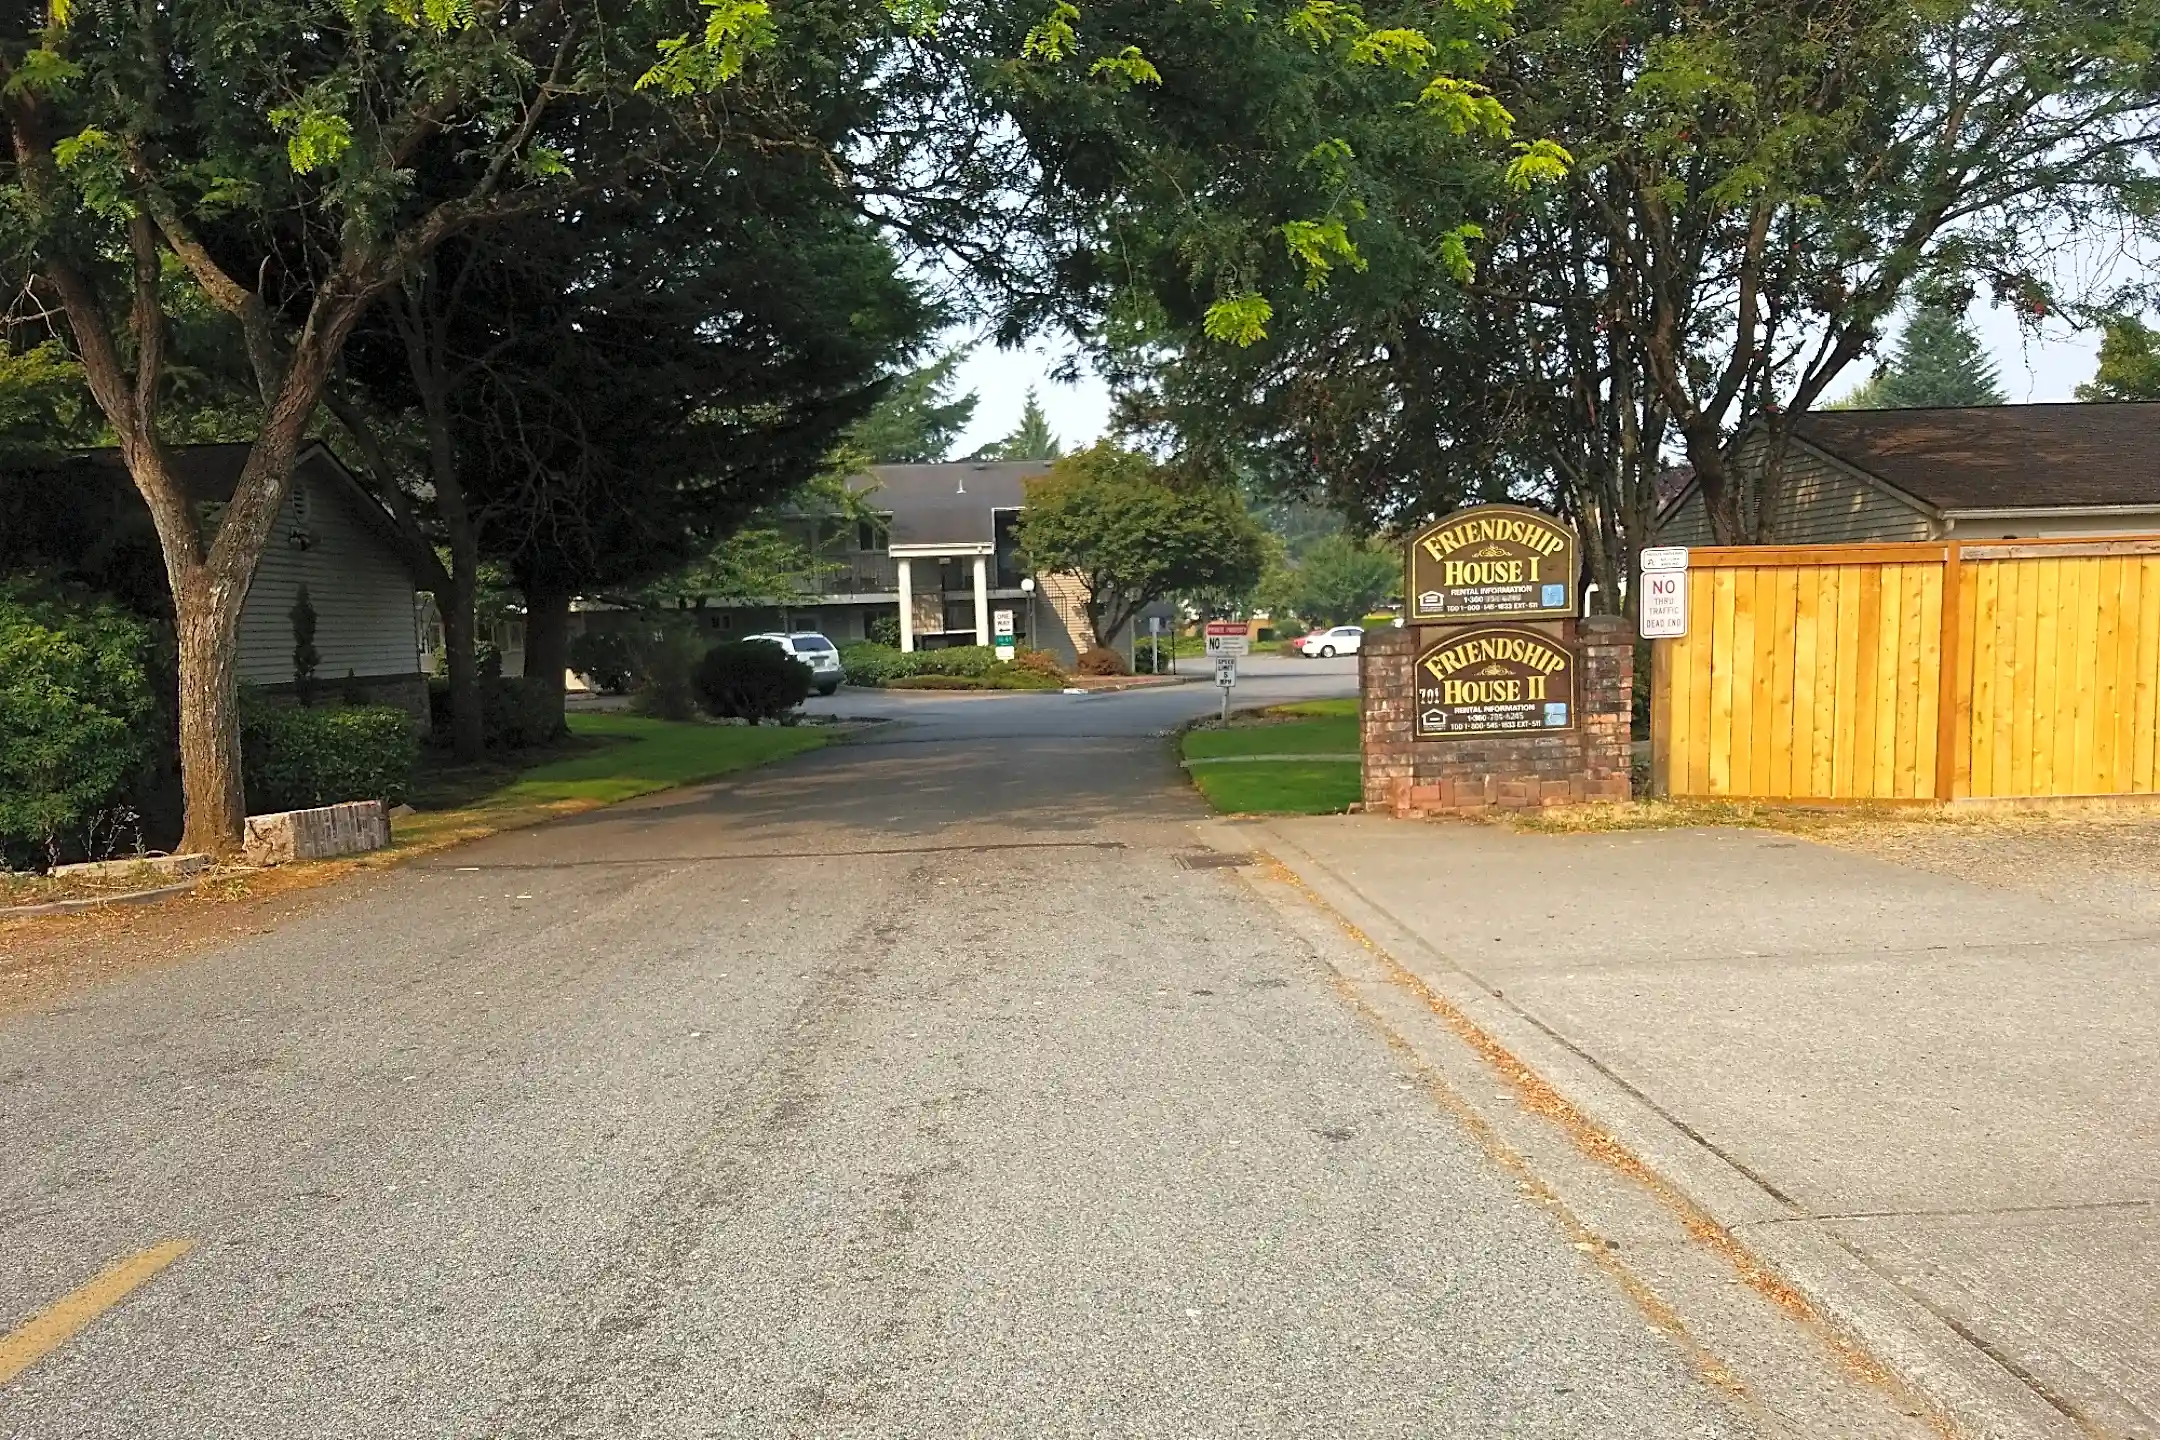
857, 461, 1053, 548
1790, 402, 2160, 512
81, 440, 419, 567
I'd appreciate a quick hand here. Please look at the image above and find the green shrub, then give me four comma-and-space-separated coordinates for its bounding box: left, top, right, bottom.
840, 641, 917, 687
627, 623, 707, 721
913, 645, 1000, 678
0, 582, 160, 868
242, 693, 418, 814
695, 639, 813, 723
486, 675, 567, 749
569, 627, 638, 694
889, 666, 1063, 692
866, 611, 902, 647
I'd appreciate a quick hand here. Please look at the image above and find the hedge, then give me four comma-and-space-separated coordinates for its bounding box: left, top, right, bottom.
0, 582, 160, 867
242, 694, 419, 814
839, 643, 1007, 687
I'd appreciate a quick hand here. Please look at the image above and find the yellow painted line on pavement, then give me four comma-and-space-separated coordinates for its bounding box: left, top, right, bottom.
0, 1240, 193, 1387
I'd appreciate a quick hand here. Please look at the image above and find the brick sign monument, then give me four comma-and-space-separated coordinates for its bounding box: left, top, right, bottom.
1364, 505, 1633, 817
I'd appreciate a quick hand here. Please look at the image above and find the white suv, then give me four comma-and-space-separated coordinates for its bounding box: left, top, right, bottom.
745, 632, 844, 696
1299, 624, 1367, 658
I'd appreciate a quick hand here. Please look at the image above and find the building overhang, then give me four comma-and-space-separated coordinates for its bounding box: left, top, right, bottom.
1943, 503, 2160, 522
891, 543, 997, 559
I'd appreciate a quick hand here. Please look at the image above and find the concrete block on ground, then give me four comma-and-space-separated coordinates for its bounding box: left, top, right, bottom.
244, 800, 391, 867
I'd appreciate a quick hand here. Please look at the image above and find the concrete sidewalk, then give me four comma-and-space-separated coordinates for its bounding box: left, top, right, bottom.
1242, 815, 2160, 1440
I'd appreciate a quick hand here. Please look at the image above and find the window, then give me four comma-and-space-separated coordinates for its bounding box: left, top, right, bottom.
857, 518, 890, 553
792, 635, 835, 652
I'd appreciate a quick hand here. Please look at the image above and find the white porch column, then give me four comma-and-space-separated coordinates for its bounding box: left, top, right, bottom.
972, 556, 991, 646
897, 557, 916, 652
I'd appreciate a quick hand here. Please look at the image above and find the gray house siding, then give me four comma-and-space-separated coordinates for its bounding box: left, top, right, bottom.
1659, 433, 1937, 546
235, 453, 426, 715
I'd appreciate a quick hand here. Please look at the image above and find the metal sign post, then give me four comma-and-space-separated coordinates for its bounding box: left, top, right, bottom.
1214, 655, 1237, 721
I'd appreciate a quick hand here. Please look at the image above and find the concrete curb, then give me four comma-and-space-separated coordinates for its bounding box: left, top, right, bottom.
1213, 817, 2082, 1440
0, 879, 204, 920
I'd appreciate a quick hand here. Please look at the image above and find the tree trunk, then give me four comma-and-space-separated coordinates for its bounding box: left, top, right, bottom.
443, 566, 485, 761
173, 571, 249, 857
1687, 427, 1745, 545
523, 581, 572, 734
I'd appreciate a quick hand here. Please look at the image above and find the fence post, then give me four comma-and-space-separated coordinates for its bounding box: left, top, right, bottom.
1934, 542, 1964, 802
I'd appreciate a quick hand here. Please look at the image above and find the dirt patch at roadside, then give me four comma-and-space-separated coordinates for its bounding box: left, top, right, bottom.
0, 858, 394, 1015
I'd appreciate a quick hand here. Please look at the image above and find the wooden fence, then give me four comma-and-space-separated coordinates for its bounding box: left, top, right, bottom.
1650, 536, 2160, 803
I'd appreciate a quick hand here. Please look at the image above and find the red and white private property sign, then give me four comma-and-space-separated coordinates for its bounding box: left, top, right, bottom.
1638, 547, 1689, 639
1204, 621, 1252, 657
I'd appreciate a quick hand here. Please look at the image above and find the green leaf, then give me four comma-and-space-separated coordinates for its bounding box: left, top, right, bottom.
268, 104, 354, 175
1090, 46, 1163, 88
882, 0, 945, 37
1286, 1, 1367, 49
638, 0, 777, 93
1503, 138, 1572, 192
1348, 28, 1433, 73
1418, 76, 1512, 137
6, 47, 83, 97
1281, 217, 1367, 290
1204, 292, 1275, 346
1023, 2, 1082, 62
1438, 222, 1484, 282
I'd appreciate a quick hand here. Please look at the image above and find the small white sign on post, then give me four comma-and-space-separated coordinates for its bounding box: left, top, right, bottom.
1204, 620, 1251, 658
1638, 547, 1689, 639
1214, 656, 1238, 688
994, 608, 1016, 661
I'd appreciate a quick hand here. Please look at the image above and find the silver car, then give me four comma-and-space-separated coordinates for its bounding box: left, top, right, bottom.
746, 632, 844, 696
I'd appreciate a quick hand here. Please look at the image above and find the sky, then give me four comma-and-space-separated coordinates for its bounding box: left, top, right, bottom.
939, 299, 2110, 462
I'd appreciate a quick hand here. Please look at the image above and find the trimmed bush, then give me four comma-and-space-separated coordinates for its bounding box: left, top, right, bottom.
1075, 645, 1131, 677
695, 640, 813, 723
568, 627, 638, 694
866, 611, 902, 647
0, 582, 160, 868
840, 641, 916, 687
915, 645, 1000, 678
487, 675, 567, 749
889, 666, 1063, 692
627, 624, 707, 721
1010, 648, 1067, 682
242, 693, 418, 814
840, 642, 1012, 687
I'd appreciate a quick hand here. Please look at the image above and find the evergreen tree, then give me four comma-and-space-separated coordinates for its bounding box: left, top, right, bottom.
2076, 316, 2160, 402
976, 390, 1063, 461
1857, 302, 2006, 409
849, 351, 981, 464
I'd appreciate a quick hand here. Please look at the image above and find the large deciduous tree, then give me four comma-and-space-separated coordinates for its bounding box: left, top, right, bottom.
0, 0, 731, 852
1017, 444, 1267, 644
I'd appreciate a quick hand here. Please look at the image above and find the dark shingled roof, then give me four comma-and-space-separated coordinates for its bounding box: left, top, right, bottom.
1792, 402, 2160, 511
858, 461, 1053, 547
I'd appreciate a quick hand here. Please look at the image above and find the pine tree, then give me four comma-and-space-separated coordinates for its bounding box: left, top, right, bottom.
1862, 301, 2006, 409
849, 351, 981, 463
976, 389, 1063, 461
2076, 316, 2160, 402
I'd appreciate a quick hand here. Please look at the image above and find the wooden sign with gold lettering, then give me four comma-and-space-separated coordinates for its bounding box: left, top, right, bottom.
1415, 625, 1578, 739
1407, 504, 1577, 622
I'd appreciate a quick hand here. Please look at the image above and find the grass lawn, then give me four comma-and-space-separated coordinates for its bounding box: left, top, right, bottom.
1181, 698, 1362, 815
394, 713, 832, 852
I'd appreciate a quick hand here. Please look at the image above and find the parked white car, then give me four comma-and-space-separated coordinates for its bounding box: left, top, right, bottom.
745, 632, 844, 696
1299, 624, 1368, 658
